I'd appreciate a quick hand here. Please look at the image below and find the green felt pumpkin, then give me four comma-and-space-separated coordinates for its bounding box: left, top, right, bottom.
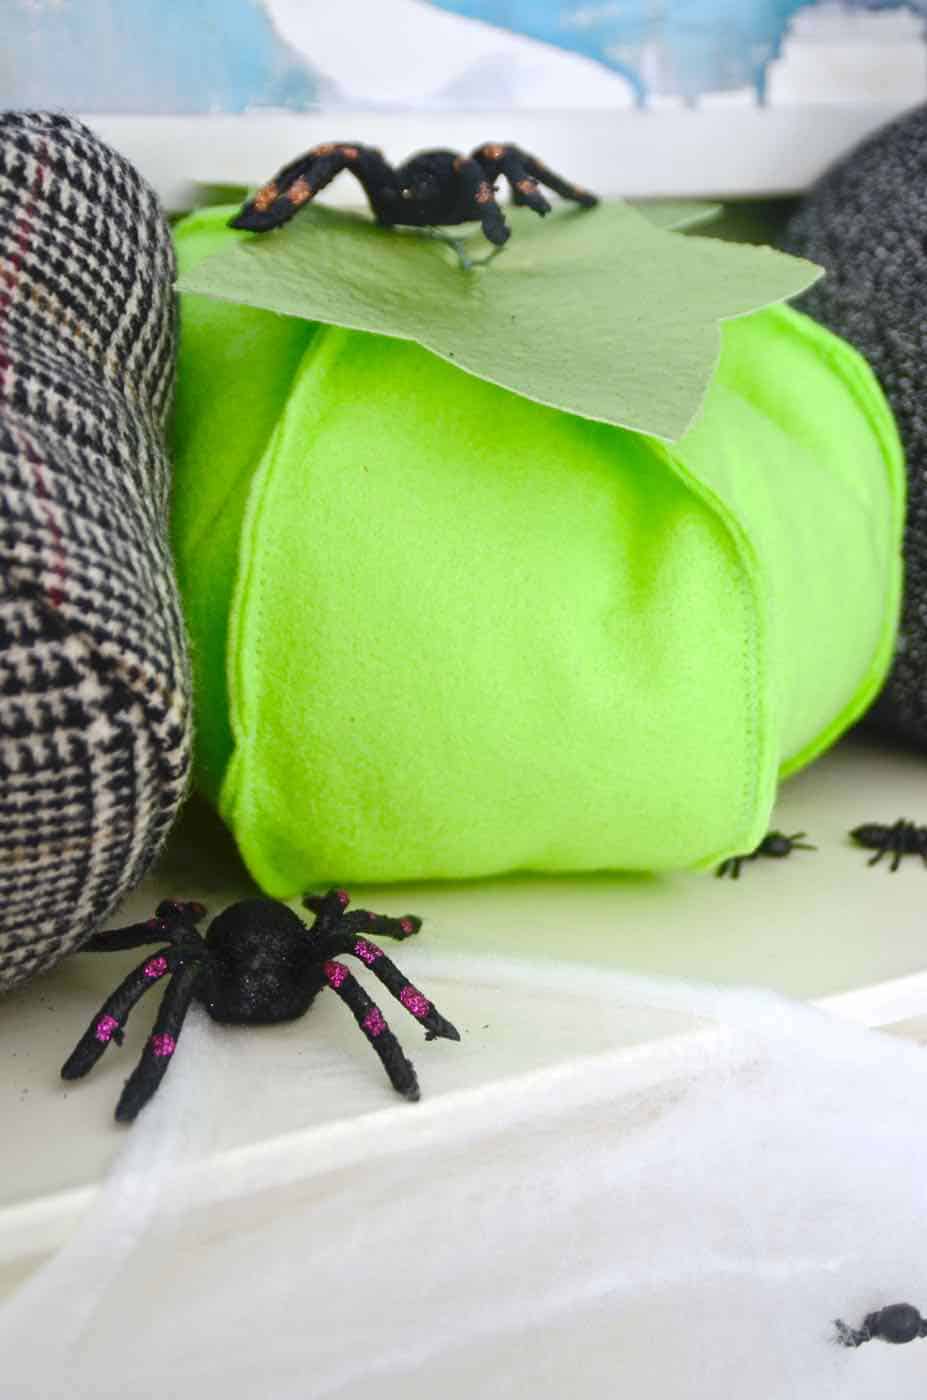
170, 205, 904, 892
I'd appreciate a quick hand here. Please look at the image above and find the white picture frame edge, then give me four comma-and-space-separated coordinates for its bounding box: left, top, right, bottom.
86, 102, 918, 209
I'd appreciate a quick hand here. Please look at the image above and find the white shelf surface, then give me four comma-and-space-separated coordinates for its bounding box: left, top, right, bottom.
2, 732, 927, 1286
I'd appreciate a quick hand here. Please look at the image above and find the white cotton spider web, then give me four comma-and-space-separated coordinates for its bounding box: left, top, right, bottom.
1, 961, 927, 1400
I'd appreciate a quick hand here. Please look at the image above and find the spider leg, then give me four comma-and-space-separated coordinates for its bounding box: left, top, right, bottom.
716, 856, 741, 879
229, 143, 398, 233
884, 818, 908, 872
520, 150, 599, 208
466, 244, 508, 268
473, 144, 597, 211
451, 156, 510, 248
338, 909, 422, 941
322, 934, 460, 1042
428, 230, 476, 271
834, 1318, 871, 1348
302, 891, 421, 940
498, 150, 552, 217
61, 941, 203, 1079
420, 229, 504, 272
114, 961, 205, 1122
786, 832, 816, 851
80, 900, 207, 953
323, 961, 420, 1100
303, 887, 352, 920
865, 823, 897, 866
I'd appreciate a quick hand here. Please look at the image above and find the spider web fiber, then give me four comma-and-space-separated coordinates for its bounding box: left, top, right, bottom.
1, 963, 926, 1398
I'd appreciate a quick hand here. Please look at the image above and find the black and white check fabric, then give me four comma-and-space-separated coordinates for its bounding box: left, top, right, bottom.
785, 105, 927, 751
0, 112, 192, 988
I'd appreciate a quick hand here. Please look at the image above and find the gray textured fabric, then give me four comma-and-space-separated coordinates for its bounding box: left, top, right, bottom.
0, 112, 191, 988
783, 104, 927, 750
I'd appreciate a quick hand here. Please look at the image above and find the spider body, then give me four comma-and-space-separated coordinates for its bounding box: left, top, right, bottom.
835, 1303, 927, 1347
62, 891, 459, 1122
716, 830, 815, 879
375, 149, 483, 231
197, 898, 326, 1024
851, 819, 927, 870
229, 140, 598, 250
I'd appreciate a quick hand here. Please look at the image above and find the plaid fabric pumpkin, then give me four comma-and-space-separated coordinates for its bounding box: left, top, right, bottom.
0, 111, 192, 987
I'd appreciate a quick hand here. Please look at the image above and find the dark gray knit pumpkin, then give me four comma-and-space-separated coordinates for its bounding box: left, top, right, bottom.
784, 104, 927, 750
0, 112, 192, 987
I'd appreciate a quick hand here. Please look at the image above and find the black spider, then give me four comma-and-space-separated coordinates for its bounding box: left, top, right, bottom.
61, 890, 459, 1122
716, 830, 815, 879
851, 819, 927, 871
835, 1303, 927, 1348
229, 140, 598, 257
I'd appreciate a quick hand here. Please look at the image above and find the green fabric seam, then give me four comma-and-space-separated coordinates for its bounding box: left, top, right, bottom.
179, 331, 320, 565
171, 209, 319, 568
772, 306, 906, 779
219, 323, 348, 866
171, 207, 319, 802
655, 438, 776, 873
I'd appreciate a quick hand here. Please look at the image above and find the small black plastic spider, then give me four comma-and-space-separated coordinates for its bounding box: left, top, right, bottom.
229, 140, 598, 260
851, 819, 927, 871
716, 830, 815, 879
835, 1303, 927, 1348
61, 890, 459, 1122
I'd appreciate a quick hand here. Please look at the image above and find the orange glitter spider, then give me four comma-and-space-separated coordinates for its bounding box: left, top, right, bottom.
230, 140, 598, 262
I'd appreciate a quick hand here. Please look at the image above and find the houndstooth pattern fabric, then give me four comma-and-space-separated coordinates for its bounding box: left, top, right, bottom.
0, 111, 192, 988
784, 105, 927, 750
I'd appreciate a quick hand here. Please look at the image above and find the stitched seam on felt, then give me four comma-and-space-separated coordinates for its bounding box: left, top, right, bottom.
170, 209, 317, 566
218, 323, 349, 870
776, 304, 906, 538
767, 304, 906, 777
682, 308, 890, 779
180, 322, 321, 563
655, 439, 771, 868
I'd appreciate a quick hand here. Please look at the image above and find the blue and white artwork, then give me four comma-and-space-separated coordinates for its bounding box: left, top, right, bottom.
425, 0, 927, 104
6, 0, 927, 112
4, 0, 322, 114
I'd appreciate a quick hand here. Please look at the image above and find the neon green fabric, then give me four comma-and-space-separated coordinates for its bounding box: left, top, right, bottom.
171, 207, 905, 894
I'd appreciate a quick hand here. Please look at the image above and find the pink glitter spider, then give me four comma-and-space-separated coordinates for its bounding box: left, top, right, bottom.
62, 891, 459, 1122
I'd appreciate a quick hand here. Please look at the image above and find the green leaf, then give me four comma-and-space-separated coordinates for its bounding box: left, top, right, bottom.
630, 200, 722, 232
176, 200, 821, 442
